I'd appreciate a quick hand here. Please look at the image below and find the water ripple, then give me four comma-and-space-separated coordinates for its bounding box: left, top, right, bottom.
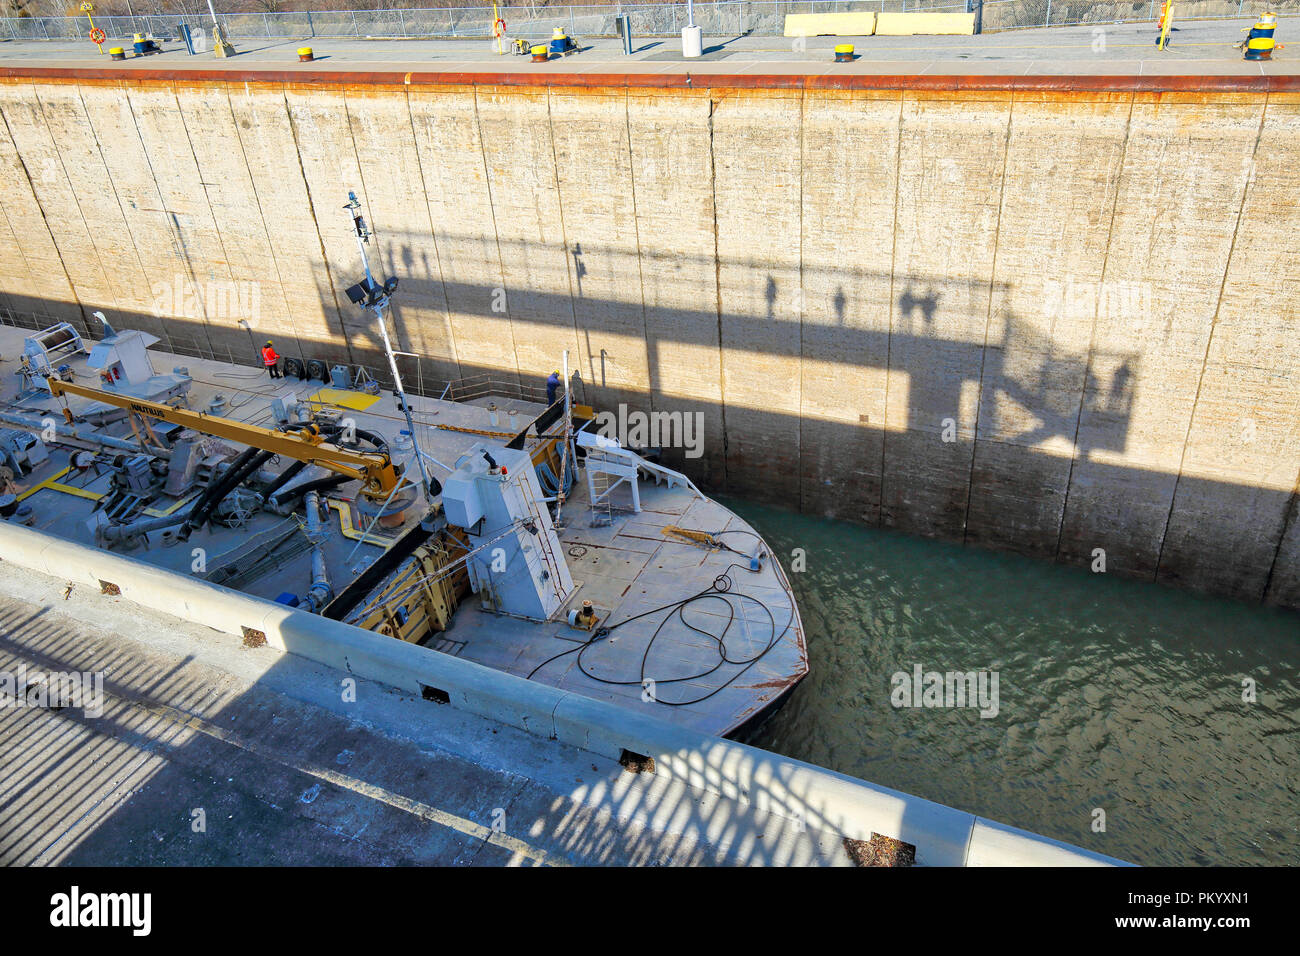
725, 497, 1300, 866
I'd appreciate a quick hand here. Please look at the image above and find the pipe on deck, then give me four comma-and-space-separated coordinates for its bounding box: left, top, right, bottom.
299, 490, 332, 613
0, 410, 171, 460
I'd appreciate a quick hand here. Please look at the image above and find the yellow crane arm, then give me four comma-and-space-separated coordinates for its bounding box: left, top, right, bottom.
44, 377, 399, 499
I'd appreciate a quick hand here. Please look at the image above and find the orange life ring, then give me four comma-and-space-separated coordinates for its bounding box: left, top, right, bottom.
493, 18, 506, 38
89, 27, 106, 44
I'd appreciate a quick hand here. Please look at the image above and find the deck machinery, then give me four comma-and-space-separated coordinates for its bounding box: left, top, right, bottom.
0, 323, 807, 737
0, 198, 805, 737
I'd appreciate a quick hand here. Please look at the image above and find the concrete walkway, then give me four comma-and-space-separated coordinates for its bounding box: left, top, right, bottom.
0, 560, 845, 866
0, 18, 1295, 77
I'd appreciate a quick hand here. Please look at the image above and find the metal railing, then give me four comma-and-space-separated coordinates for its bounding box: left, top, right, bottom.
980, 0, 1294, 30
3, 1, 1288, 44
0, 306, 545, 415
442, 372, 547, 405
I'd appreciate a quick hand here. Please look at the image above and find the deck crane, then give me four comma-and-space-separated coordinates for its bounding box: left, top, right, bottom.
41, 376, 405, 502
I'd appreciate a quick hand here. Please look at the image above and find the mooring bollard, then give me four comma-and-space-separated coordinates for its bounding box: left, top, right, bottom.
1243, 14, 1277, 60
109, 47, 125, 60
298, 47, 314, 62
835, 43, 855, 62
531, 44, 548, 62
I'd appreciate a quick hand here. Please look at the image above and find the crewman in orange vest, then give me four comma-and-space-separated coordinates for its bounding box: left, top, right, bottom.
262, 340, 281, 379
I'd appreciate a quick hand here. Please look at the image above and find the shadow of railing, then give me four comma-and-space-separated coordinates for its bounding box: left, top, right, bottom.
0, 589, 923, 866
0, 247, 1295, 609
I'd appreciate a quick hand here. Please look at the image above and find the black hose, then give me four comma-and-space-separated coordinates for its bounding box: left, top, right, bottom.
353, 428, 389, 455
176, 446, 258, 539
527, 561, 797, 707
179, 449, 274, 540
259, 459, 308, 500
198, 449, 274, 524
270, 472, 351, 508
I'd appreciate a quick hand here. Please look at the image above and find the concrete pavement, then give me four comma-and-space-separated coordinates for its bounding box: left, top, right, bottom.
0, 18, 1295, 77
0, 560, 846, 865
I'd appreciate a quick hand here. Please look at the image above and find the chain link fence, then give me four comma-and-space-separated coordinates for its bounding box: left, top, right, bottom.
1, 0, 1293, 42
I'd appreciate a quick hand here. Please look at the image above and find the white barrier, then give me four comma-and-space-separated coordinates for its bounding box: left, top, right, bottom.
875, 11, 977, 34
783, 12, 878, 36
0, 522, 1129, 866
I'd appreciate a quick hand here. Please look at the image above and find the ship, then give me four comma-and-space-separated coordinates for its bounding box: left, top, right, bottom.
0, 257, 807, 739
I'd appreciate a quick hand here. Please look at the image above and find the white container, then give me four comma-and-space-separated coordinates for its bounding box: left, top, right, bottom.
682, 25, 702, 58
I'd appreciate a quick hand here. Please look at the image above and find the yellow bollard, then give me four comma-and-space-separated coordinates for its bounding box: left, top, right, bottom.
834, 43, 855, 62
297, 47, 314, 62
1243, 13, 1277, 60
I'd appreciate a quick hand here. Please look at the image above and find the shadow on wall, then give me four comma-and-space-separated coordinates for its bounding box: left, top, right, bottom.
1, 268, 1296, 612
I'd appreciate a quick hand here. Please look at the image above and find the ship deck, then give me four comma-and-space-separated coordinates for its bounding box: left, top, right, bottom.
0, 324, 806, 737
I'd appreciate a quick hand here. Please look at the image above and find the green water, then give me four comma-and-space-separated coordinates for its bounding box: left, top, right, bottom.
722, 497, 1300, 867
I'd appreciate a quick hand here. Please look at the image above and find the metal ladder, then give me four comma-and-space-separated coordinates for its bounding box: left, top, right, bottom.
588, 454, 615, 528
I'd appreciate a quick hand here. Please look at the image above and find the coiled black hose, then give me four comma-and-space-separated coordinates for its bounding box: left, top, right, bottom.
527, 562, 797, 707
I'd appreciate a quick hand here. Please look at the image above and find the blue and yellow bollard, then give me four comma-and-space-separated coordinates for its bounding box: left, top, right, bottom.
549, 26, 575, 57
132, 33, 161, 56
1244, 13, 1277, 60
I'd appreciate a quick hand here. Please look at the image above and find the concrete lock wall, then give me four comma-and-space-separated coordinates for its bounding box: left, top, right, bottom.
0, 70, 1298, 609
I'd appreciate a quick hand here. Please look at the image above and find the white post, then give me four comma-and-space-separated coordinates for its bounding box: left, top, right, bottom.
682, 0, 702, 57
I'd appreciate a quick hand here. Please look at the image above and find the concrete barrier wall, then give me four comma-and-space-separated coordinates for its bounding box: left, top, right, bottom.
0, 521, 1126, 866
783, 12, 878, 36
875, 12, 977, 33
0, 71, 1297, 609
